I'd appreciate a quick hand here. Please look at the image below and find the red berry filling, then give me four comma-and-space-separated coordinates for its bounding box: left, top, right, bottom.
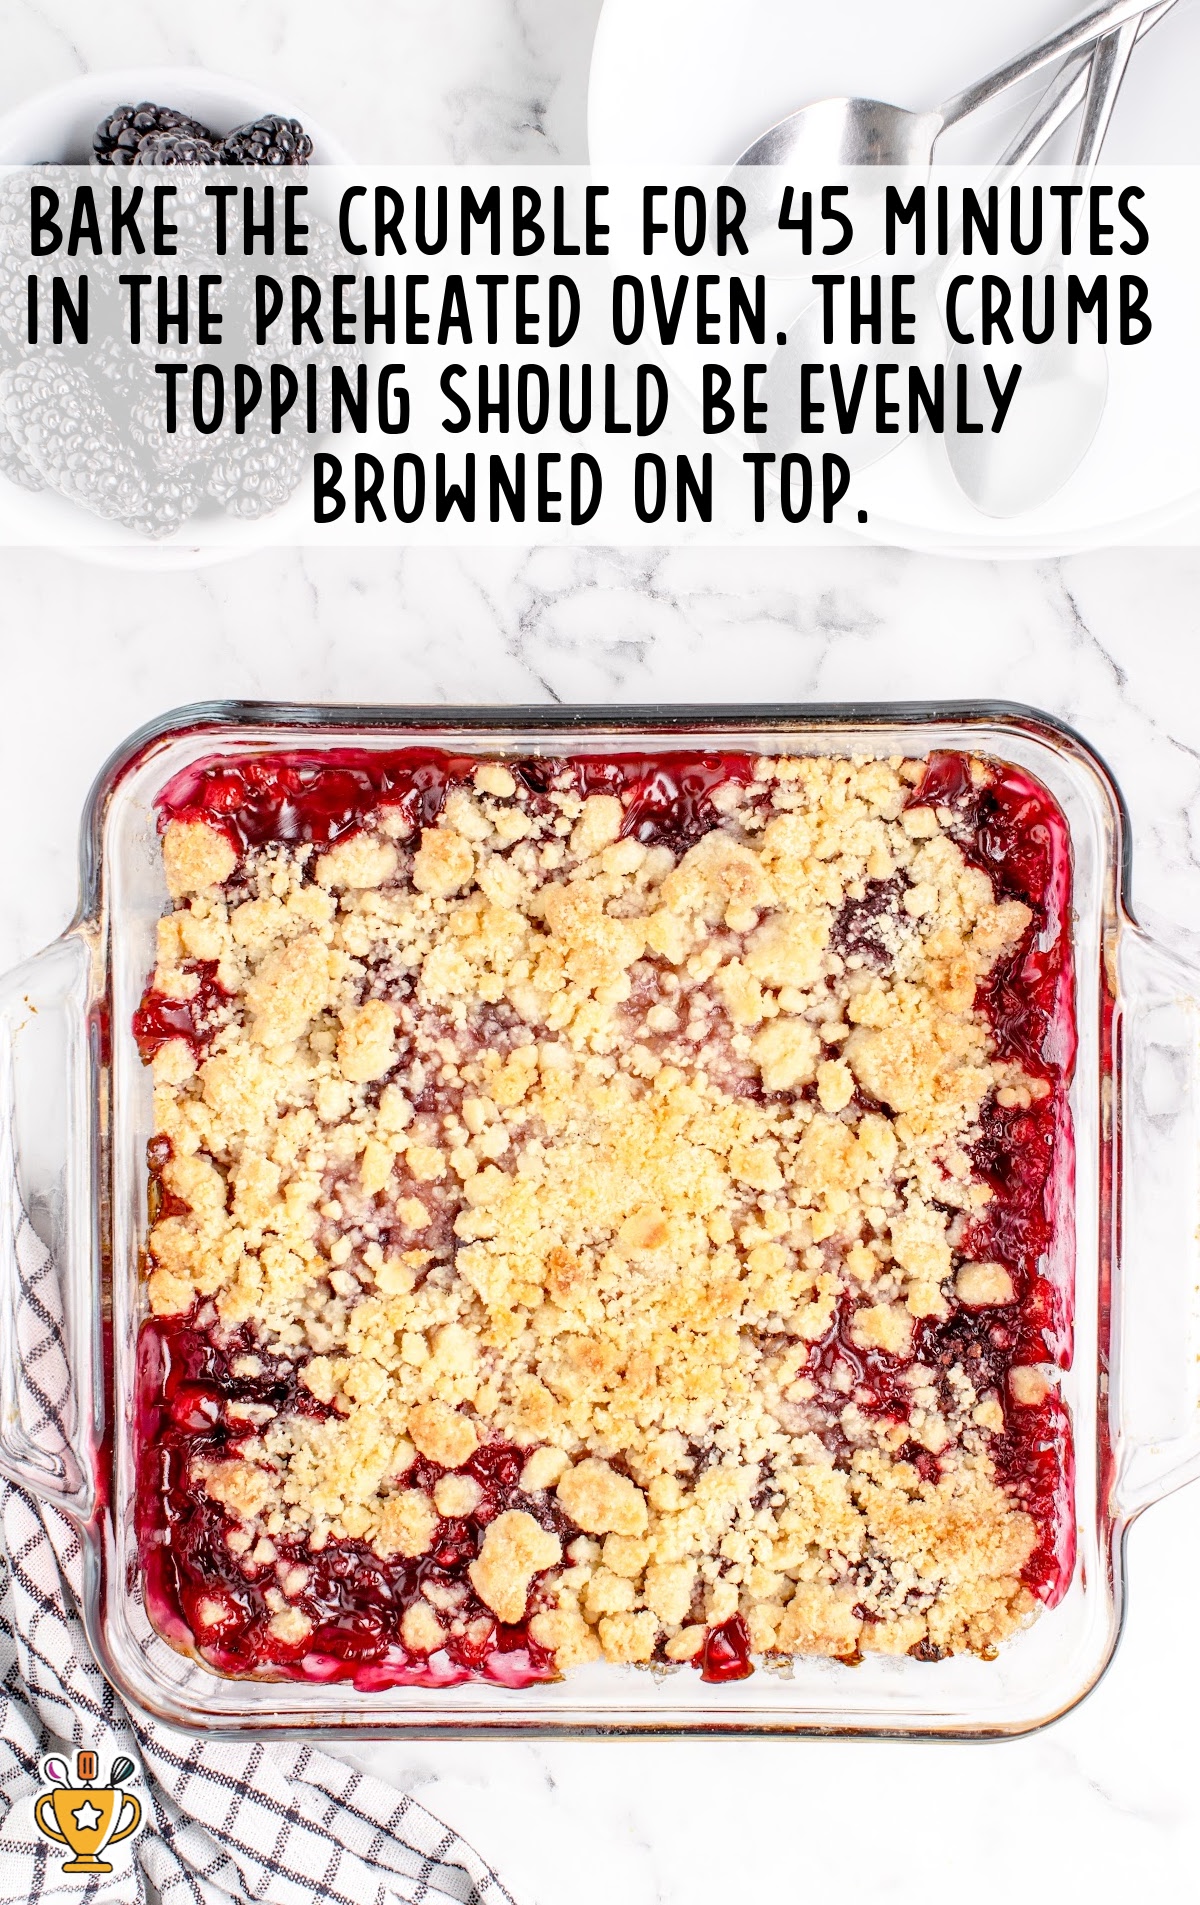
138, 1307, 576, 1687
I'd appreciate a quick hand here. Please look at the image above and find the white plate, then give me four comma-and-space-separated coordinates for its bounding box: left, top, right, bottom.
588, 0, 1200, 169
587, 0, 1200, 553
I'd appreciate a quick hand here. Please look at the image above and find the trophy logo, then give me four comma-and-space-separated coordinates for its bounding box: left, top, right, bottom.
33, 1750, 142, 1874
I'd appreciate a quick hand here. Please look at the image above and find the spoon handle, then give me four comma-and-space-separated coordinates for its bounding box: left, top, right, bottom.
935, 7, 1154, 276
939, 0, 1161, 129
934, 49, 1085, 277
996, 54, 1095, 173
1074, 24, 1139, 175
997, 0, 1173, 167
1073, 5, 1164, 174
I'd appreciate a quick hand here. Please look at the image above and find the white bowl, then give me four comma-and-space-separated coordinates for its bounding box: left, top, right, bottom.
0, 69, 351, 568
0, 66, 351, 166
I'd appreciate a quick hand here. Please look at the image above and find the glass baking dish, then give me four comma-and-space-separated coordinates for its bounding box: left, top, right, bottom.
2, 697, 1198, 1740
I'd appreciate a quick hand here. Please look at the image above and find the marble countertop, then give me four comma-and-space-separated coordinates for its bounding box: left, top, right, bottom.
2, 2, 1199, 1901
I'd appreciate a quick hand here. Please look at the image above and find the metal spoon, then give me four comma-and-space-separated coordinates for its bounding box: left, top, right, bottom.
756, 45, 1102, 471
756, 3, 1173, 476
734, 0, 1154, 177
945, 6, 1171, 514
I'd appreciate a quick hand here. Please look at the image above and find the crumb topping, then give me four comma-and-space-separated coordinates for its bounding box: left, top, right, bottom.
139, 751, 1069, 1677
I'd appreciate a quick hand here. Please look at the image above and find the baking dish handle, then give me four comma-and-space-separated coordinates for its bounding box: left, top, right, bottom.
1112, 915, 1200, 1519
0, 931, 100, 1519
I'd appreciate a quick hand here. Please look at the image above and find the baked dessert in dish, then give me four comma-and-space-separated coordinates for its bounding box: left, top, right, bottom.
133, 746, 1074, 1688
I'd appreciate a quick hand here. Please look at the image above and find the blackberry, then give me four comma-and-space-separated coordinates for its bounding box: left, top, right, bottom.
0, 250, 31, 363
129, 387, 208, 479
205, 426, 305, 516
135, 168, 228, 262
0, 356, 144, 516
0, 168, 60, 252
136, 472, 203, 537
134, 131, 222, 166
94, 102, 215, 165
88, 334, 145, 408
0, 422, 45, 492
86, 339, 209, 488
219, 114, 313, 166
0, 173, 75, 362
0, 357, 199, 536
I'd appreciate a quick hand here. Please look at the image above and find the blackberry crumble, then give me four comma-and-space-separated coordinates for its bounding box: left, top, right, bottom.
134, 748, 1074, 1687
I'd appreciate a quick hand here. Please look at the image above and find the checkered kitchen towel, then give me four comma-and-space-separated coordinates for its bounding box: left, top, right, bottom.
0, 1205, 522, 1905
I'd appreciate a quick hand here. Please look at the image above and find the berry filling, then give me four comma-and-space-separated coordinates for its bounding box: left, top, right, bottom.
137, 1306, 570, 1688
156, 746, 756, 857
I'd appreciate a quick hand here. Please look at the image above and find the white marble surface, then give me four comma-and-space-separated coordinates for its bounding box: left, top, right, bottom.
2, 1, 1200, 1900
5, 543, 1200, 1903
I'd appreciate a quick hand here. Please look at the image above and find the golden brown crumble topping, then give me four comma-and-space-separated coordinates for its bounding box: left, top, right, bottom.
144, 753, 1058, 1673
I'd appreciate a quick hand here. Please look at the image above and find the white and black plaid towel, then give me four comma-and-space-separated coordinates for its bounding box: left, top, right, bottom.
0, 1206, 521, 1905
